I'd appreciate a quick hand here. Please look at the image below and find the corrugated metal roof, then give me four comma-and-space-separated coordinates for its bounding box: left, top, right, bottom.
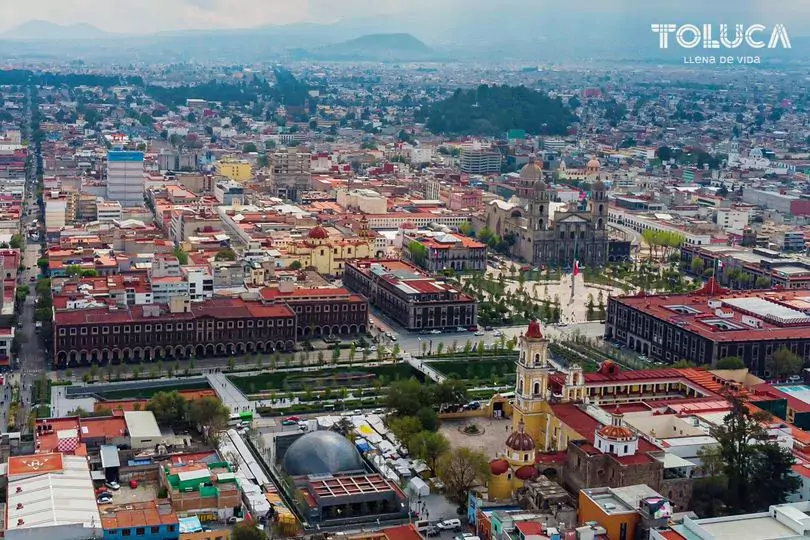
100, 445, 120, 469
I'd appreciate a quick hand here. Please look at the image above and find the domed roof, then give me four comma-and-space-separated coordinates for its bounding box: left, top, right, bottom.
525, 320, 544, 339
515, 465, 538, 481
587, 157, 601, 169
490, 459, 509, 476
533, 178, 547, 194
505, 421, 535, 452
283, 431, 365, 476
308, 226, 329, 239
520, 161, 542, 181
598, 424, 635, 441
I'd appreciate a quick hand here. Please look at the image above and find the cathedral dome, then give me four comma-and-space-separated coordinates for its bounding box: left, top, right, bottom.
597, 408, 636, 442
520, 161, 542, 181
490, 459, 509, 476
587, 157, 601, 170
308, 226, 329, 239
505, 421, 535, 452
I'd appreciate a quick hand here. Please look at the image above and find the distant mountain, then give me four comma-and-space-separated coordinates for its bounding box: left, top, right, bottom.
2, 20, 110, 40
295, 33, 436, 61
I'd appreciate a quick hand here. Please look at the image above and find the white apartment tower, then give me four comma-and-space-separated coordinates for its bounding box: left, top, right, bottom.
106, 151, 145, 207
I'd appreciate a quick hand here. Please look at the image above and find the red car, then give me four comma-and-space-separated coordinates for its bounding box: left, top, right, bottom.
284, 416, 301, 422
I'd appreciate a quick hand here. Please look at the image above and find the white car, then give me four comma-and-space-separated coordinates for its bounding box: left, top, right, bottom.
474, 331, 484, 336
105, 481, 120, 491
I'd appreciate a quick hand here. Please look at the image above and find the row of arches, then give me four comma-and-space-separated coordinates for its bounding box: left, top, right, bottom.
297, 324, 365, 337
55, 340, 296, 368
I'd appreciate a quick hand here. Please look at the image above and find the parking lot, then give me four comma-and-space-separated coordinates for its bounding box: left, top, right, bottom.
96, 480, 159, 506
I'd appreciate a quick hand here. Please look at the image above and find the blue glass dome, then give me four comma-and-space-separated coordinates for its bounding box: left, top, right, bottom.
282, 430, 364, 476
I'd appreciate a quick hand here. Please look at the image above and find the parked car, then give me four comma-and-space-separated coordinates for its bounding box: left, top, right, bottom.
281, 419, 297, 426
429, 329, 442, 334
97, 493, 113, 504
105, 481, 120, 491
425, 526, 441, 537
437, 519, 462, 531
474, 330, 484, 336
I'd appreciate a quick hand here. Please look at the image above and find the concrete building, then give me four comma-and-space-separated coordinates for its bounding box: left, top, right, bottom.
6, 453, 102, 540
605, 282, 810, 375
107, 151, 145, 207
579, 486, 671, 540
742, 189, 810, 216
213, 179, 245, 206
124, 411, 163, 450
101, 501, 178, 540
716, 208, 750, 234
344, 259, 477, 331
270, 150, 311, 201
402, 231, 487, 273
158, 150, 201, 172
336, 188, 388, 214
460, 146, 502, 174
44, 191, 69, 230
96, 201, 123, 223
653, 501, 810, 539
214, 158, 252, 182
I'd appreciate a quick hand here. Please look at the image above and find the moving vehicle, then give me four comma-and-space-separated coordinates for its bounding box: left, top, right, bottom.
437, 519, 462, 531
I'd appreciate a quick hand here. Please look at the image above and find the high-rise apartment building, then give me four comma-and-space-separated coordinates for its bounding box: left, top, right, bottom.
106, 151, 145, 207
459, 146, 502, 174
269, 150, 311, 201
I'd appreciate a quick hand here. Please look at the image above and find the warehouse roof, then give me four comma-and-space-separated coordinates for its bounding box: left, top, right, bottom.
124, 411, 162, 438
6, 453, 101, 534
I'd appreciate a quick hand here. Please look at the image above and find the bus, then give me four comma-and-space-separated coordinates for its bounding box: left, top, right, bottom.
228, 411, 254, 427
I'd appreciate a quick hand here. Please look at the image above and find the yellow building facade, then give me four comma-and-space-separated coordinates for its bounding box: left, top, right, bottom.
489, 320, 587, 501
215, 158, 253, 181
284, 224, 373, 276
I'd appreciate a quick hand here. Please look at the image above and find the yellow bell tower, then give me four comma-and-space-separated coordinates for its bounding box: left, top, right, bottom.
511, 320, 557, 451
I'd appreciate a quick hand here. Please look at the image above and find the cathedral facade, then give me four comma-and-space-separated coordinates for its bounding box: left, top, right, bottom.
484, 159, 610, 268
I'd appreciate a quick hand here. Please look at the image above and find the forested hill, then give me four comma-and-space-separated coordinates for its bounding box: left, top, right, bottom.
419, 84, 576, 136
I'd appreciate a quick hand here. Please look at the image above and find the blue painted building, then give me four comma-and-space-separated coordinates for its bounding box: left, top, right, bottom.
102, 501, 179, 540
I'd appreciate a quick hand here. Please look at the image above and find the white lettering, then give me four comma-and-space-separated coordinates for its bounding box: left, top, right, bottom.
655, 23, 791, 50
651, 23, 677, 48
702, 24, 720, 48
769, 24, 791, 48
719, 24, 744, 48
745, 24, 766, 48
676, 24, 701, 48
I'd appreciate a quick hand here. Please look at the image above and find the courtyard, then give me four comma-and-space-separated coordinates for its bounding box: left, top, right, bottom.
439, 415, 512, 458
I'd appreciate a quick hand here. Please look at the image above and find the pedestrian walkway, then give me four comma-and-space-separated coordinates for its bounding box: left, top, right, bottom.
206, 372, 255, 415
404, 353, 446, 383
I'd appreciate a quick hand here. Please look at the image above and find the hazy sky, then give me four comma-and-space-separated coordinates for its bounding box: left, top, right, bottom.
1, 0, 809, 34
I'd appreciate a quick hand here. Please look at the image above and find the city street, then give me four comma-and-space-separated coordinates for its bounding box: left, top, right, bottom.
4, 84, 46, 433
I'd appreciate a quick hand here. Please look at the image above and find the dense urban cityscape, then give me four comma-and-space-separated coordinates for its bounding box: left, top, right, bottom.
1, 4, 810, 540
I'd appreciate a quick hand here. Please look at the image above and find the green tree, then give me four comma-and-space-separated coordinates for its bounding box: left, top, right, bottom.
716, 356, 745, 370
408, 241, 428, 267
437, 447, 490, 506
242, 142, 258, 153
385, 379, 431, 417
388, 415, 423, 445
231, 521, 265, 540
9, 234, 23, 249
769, 347, 802, 379
431, 379, 468, 411
146, 391, 189, 425
188, 396, 230, 441
288, 260, 302, 270
755, 276, 772, 289
410, 431, 450, 473
710, 392, 770, 512
690, 258, 705, 275
214, 247, 237, 261
749, 443, 801, 511
417, 407, 440, 431
173, 246, 189, 265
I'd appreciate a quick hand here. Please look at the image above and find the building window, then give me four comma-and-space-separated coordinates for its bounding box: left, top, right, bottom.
237, 321, 244, 328
217, 321, 224, 329
257, 320, 264, 327
247, 320, 254, 327
136, 527, 145, 536
122, 530, 131, 537
91, 327, 99, 334
150, 527, 160, 533
59, 328, 66, 336
70, 328, 77, 336
134, 326, 141, 333
80, 327, 88, 335
145, 325, 152, 332
227, 321, 234, 329
168, 526, 176, 532
324, 305, 330, 312
155, 324, 162, 331
186, 323, 193, 330
124, 326, 131, 334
